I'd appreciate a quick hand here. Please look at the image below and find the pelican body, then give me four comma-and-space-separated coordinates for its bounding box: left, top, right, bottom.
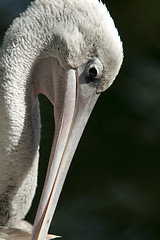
0, 0, 123, 239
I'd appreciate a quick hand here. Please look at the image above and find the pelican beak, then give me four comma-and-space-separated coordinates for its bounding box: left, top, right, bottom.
31, 57, 100, 240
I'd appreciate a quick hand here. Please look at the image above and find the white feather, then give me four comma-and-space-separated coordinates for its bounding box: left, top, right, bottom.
0, 0, 123, 229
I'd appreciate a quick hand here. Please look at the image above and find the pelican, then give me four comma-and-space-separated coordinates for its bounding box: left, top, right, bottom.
0, 0, 123, 239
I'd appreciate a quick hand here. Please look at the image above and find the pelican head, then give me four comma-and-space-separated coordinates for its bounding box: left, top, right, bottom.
0, 0, 123, 239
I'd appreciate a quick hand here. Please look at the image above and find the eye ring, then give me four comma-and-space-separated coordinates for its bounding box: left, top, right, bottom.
88, 64, 101, 78
88, 67, 98, 77
78, 57, 103, 81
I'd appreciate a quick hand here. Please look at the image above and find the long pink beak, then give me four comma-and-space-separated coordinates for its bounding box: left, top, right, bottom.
31, 57, 99, 240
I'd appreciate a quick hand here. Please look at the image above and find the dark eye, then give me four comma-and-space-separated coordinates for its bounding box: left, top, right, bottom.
88, 67, 98, 77
86, 58, 103, 80
78, 57, 103, 83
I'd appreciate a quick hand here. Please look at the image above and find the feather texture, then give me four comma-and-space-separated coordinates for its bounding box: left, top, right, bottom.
0, 0, 123, 231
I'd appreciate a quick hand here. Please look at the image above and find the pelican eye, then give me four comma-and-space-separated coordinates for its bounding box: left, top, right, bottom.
88, 66, 98, 77
86, 57, 103, 81
78, 57, 103, 85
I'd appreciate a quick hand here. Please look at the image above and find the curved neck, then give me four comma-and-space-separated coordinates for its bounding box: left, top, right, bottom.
0, 2, 68, 226
0, 3, 52, 226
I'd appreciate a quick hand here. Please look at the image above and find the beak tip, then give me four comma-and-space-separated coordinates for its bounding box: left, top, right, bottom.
47, 234, 61, 239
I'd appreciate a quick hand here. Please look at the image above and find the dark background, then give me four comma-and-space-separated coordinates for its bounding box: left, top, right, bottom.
0, 0, 160, 239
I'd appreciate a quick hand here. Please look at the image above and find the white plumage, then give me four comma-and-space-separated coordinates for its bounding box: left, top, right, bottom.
0, 0, 123, 239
